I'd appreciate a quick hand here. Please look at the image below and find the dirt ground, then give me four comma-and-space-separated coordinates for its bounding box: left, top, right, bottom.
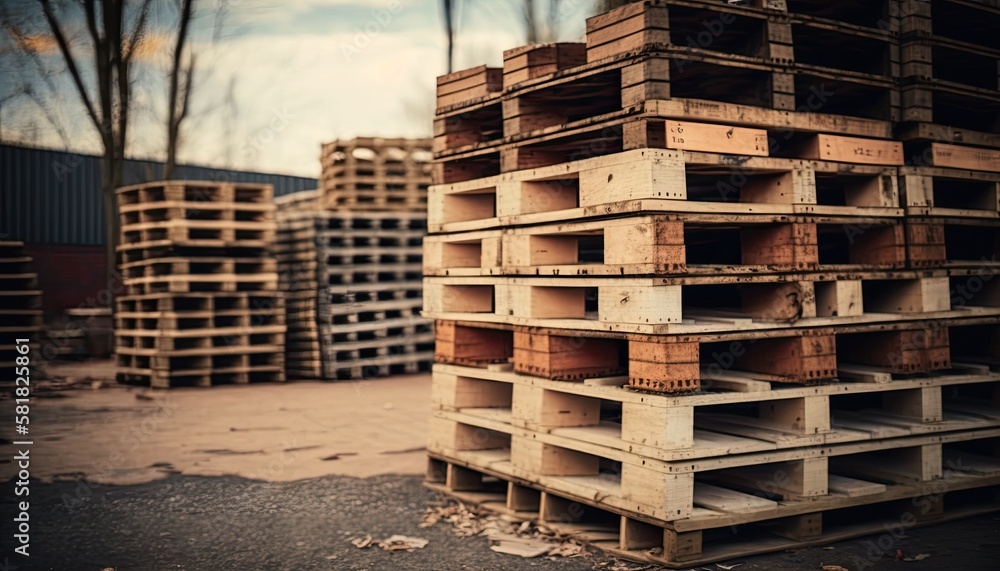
3, 360, 999, 570
1, 360, 431, 484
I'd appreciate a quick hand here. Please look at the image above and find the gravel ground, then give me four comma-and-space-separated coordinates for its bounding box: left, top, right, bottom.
2, 474, 999, 571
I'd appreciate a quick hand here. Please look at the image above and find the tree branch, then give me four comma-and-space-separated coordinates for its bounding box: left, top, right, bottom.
123, 0, 153, 63
36, 0, 102, 133
165, 0, 195, 178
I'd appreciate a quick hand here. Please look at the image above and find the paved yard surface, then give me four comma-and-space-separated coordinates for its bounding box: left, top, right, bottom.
1, 361, 998, 570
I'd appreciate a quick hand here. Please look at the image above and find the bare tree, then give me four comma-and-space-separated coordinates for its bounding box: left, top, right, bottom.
164, 0, 195, 179
3, 0, 202, 281
523, 0, 538, 43
523, 0, 566, 43
442, 0, 455, 73
37, 0, 153, 277
599, 0, 634, 11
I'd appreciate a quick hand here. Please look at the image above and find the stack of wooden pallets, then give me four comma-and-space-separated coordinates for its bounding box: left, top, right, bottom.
423, 1, 1000, 566
275, 190, 325, 378
114, 181, 286, 388
896, 0, 1000, 279
0, 242, 42, 384
275, 136, 435, 380
320, 137, 433, 211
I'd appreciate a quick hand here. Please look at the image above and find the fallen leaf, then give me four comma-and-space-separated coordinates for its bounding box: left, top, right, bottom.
350, 535, 372, 548
903, 554, 931, 562
822, 566, 849, 571
378, 535, 429, 552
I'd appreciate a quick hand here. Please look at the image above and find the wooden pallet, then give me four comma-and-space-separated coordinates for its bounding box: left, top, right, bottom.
503, 43, 587, 89
423, 270, 995, 336
275, 198, 323, 378
119, 220, 276, 247
115, 180, 273, 206
901, 35, 999, 94
274, 196, 432, 380
429, 374, 1000, 523
319, 264, 424, 286
904, 217, 1000, 268
426, 453, 1000, 568
323, 333, 435, 362
898, 0, 999, 48
116, 341, 284, 362
121, 272, 279, 296
115, 291, 283, 313
115, 325, 286, 352
317, 315, 434, 341
320, 301, 424, 327
320, 322, 430, 343
119, 201, 274, 228
583, 0, 899, 78
432, 360, 1000, 457
781, 0, 899, 33
431, 316, 1000, 390
425, 214, 911, 276
902, 142, 1000, 174
114, 305, 285, 331
275, 188, 321, 209
324, 190, 428, 210
112, 172, 285, 394
900, 164, 1000, 218
320, 350, 434, 380
426, 214, 995, 276
423, 271, 997, 336
897, 0, 1000, 148
116, 365, 285, 388
0, 242, 44, 381
438, 11, 900, 120
437, 65, 503, 109
319, 247, 423, 266
435, 58, 898, 166
429, 147, 903, 233
899, 80, 1000, 144
119, 257, 277, 279
437, 112, 898, 185
320, 137, 432, 212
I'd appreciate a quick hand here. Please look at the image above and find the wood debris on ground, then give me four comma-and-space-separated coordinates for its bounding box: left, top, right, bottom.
421, 500, 587, 559
349, 534, 428, 552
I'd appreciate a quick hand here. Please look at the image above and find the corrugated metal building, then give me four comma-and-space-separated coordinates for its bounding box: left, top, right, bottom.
1, 143, 317, 245
0, 143, 318, 315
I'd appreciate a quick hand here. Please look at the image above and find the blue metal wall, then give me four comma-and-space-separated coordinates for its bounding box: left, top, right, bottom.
0, 144, 317, 245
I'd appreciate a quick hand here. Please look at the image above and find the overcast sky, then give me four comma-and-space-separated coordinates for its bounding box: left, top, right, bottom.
0, 0, 594, 178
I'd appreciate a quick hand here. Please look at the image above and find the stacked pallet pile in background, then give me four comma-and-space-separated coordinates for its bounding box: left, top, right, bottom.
275, 189, 325, 378
275, 137, 434, 380
424, 1, 1000, 567
114, 181, 286, 388
321, 136, 433, 211
0, 242, 43, 384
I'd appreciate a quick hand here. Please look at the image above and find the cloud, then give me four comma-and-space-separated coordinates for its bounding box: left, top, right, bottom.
2, 0, 599, 178
16, 33, 59, 55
